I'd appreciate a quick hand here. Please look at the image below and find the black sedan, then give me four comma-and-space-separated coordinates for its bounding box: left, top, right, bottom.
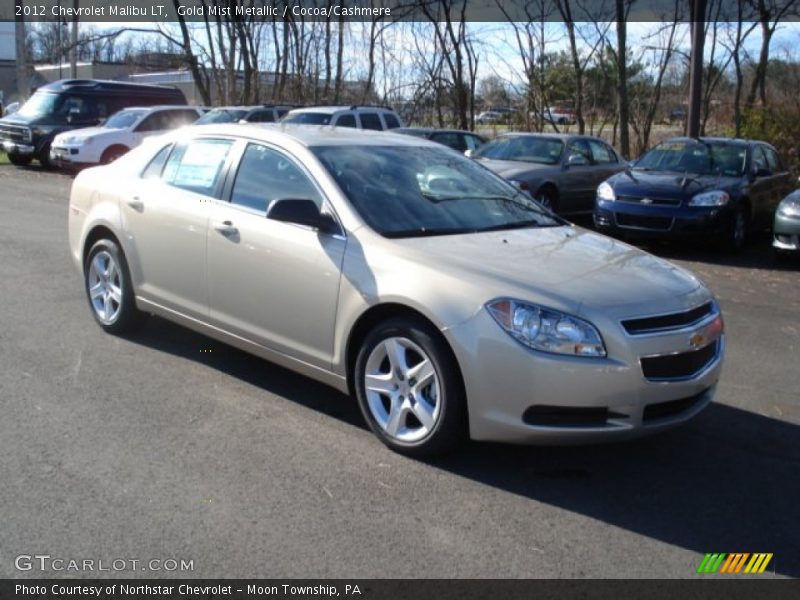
393, 127, 486, 153
469, 133, 625, 215
594, 137, 792, 251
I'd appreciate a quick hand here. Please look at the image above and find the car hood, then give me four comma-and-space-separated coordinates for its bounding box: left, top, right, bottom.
475, 158, 557, 180
391, 225, 704, 320
608, 169, 742, 200
55, 126, 116, 142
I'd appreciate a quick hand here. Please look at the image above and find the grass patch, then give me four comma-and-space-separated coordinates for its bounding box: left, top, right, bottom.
0, 153, 9, 165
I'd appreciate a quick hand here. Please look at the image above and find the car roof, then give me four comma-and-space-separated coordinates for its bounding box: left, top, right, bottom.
181, 123, 438, 148
287, 105, 395, 115
395, 127, 479, 135
499, 132, 586, 142
661, 136, 764, 147
120, 105, 199, 112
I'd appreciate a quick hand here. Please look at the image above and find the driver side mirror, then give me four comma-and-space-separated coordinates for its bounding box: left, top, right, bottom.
464, 149, 474, 158
266, 198, 338, 234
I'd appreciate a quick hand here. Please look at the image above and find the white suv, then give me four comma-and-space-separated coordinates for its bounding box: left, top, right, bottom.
281, 105, 403, 130
51, 105, 202, 168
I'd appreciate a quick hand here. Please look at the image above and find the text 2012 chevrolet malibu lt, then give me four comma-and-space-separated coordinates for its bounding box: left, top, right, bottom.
68, 125, 725, 456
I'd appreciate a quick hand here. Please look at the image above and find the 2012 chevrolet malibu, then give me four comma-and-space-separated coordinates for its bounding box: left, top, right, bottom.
68, 125, 725, 456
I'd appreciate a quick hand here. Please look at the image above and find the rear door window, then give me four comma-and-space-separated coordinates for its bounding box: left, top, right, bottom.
162, 139, 234, 196
383, 113, 401, 129
336, 114, 357, 128
359, 113, 383, 130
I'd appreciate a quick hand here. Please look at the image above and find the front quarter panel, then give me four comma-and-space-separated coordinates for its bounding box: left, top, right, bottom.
68, 167, 125, 270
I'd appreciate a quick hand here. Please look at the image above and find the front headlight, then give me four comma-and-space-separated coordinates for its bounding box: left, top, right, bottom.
597, 181, 615, 201
486, 299, 606, 358
689, 190, 729, 206
777, 195, 800, 218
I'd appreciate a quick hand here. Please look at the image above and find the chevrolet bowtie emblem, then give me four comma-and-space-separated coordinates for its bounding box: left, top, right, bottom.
640, 197, 653, 204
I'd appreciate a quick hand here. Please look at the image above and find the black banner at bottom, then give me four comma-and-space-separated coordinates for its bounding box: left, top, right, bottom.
2, 579, 798, 600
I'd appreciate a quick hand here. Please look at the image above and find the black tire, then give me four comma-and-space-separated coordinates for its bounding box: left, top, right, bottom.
100, 146, 129, 165
84, 238, 143, 335
37, 143, 52, 169
535, 186, 559, 213
723, 207, 747, 252
7, 153, 32, 167
354, 317, 467, 457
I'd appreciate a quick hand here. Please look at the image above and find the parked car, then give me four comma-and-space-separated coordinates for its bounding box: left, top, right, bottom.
543, 106, 576, 125
393, 127, 486, 153
68, 124, 724, 456
469, 132, 625, 214
281, 105, 403, 130
0, 79, 186, 168
50, 105, 202, 169
476, 107, 516, 124
594, 137, 793, 251
195, 104, 295, 125
773, 189, 800, 254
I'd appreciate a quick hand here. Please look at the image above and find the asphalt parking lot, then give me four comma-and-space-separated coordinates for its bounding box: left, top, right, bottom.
1, 165, 798, 579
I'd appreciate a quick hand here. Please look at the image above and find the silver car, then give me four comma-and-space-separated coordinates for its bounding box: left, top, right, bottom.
68, 125, 725, 456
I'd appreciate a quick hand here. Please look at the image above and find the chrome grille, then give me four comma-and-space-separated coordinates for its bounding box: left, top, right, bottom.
0, 124, 31, 143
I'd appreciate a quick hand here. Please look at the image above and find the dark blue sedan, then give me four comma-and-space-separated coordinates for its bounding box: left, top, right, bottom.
594, 137, 792, 251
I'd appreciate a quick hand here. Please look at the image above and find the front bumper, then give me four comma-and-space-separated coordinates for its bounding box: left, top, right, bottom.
773, 212, 800, 251
445, 303, 724, 444
594, 199, 732, 240
49, 145, 93, 169
1, 140, 35, 155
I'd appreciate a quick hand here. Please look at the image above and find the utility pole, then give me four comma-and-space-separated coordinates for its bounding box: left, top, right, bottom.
69, 0, 79, 78
14, 2, 29, 101
687, 0, 707, 137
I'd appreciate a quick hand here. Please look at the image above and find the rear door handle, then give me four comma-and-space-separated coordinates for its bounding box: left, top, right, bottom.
213, 220, 238, 237
127, 196, 144, 211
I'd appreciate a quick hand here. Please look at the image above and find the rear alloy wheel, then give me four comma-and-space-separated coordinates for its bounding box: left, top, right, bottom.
7, 153, 32, 167
355, 318, 466, 456
84, 239, 142, 334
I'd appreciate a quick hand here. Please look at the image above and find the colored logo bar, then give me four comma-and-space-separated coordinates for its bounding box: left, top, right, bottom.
697, 553, 773, 574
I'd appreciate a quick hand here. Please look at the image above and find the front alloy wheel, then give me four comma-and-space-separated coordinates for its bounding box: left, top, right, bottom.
355, 318, 466, 456
84, 239, 142, 334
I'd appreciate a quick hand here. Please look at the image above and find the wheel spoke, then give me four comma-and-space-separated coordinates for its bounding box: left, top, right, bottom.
385, 400, 406, 437
89, 280, 104, 300
408, 359, 435, 390
103, 295, 115, 321
383, 338, 408, 373
411, 397, 436, 430
108, 283, 122, 304
365, 372, 396, 395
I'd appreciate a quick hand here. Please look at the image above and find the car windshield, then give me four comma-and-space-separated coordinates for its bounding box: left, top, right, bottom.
283, 112, 332, 125
473, 136, 564, 165
312, 145, 561, 238
634, 140, 747, 177
17, 92, 60, 118
104, 110, 146, 129
195, 108, 248, 124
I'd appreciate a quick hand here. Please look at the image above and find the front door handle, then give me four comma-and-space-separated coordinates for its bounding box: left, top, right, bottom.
213, 220, 238, 237
127, 196, 144, 211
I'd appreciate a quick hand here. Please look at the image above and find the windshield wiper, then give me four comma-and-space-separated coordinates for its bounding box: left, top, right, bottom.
475, 219, 556, 232
383, 227, 477, 238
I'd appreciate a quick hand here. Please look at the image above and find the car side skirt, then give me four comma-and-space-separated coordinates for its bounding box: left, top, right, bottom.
137, 296, 350, 395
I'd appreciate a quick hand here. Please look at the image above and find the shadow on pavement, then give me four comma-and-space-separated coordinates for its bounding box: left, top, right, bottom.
129, 317, 799, 577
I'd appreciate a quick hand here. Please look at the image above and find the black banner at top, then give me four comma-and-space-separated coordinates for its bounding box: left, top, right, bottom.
1, 0, 798, 24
